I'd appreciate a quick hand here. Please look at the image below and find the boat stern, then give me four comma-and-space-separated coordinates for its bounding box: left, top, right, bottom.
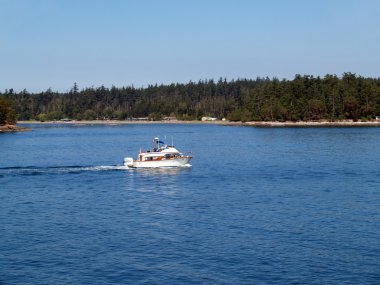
123, 157, 134, 167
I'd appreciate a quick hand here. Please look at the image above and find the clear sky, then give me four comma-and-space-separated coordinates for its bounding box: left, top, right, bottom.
1, 0, 379, 92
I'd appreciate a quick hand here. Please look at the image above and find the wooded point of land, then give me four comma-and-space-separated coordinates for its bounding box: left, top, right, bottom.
2, 73, 380, 123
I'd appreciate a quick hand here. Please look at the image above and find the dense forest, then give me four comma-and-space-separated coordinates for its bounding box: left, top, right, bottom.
2, 73, 380, 122
0, 97, 16, 125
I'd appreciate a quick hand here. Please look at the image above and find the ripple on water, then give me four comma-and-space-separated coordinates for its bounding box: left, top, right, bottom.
1, 125, 380, 284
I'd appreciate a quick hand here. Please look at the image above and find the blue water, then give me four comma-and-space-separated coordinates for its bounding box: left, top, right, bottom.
1, 124, 380, 284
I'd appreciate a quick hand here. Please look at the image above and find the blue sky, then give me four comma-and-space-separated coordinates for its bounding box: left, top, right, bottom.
1, 0, 379, 92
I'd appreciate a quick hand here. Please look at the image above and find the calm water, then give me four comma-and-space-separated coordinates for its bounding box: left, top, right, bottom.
1, 124, 380, 284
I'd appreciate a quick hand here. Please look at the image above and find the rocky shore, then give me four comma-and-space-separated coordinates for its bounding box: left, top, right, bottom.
0, 124, 30, 133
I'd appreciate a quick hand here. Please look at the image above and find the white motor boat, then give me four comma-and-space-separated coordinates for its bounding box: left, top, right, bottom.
123, 137, 192, 168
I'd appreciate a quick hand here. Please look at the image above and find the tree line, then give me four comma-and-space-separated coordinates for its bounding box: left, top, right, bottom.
2, 73, 380, 122
0, 97, 16, 125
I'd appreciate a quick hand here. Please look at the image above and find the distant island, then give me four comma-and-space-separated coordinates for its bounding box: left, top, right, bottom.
0, 97, 25, 132
0, 97, 30, 132
2, 73, 380, 125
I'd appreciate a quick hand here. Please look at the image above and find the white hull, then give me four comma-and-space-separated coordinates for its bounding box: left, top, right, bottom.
123, 137, 192, 168
131, 156, 191, 168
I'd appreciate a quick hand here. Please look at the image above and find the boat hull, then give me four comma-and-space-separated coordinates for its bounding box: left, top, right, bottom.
131, 156, 191, 168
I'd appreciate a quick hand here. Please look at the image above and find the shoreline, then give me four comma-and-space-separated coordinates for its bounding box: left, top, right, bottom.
0, 124, 30, 133
17, 119, 220, 125
242, 120, 380, 127
17, 119, 380, 127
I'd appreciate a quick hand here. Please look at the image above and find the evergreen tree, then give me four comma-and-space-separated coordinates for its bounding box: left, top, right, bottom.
4, 73, 380, 122
0, 97, 16, 125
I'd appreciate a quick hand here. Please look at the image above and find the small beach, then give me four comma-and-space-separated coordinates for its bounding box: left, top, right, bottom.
17, 119, 380, 128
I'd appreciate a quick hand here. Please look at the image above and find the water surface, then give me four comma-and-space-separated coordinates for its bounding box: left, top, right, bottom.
1, 124, 379, 284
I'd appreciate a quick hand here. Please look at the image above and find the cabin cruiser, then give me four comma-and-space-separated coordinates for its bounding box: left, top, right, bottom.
123, 137, 192, 168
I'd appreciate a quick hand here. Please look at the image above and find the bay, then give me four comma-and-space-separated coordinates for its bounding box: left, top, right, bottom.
1, 124, 380, 284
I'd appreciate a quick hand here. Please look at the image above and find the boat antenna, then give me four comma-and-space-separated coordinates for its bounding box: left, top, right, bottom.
171, 136, 174, 147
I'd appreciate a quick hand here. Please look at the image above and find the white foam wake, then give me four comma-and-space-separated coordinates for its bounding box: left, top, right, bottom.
80, 165, 130, 171
0, 165, 131, 176
0, 164, 193, 176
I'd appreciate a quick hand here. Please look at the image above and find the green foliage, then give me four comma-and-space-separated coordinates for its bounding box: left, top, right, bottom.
46, 111, 66, 120
113, 110, 127, 120
36, 113, 48, 122
148, 112, 163, 121
35, 111, 66, 121
307, 99, 326, 120
227, 109, 241, 121
0, 97, 16, 125
82, 109, 97, 120
3, 73, 380, 122
177, 113, 196, 121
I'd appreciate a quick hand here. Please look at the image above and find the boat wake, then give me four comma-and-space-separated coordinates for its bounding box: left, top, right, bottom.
0, 164, 191, 177
0, 165, 130, 177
